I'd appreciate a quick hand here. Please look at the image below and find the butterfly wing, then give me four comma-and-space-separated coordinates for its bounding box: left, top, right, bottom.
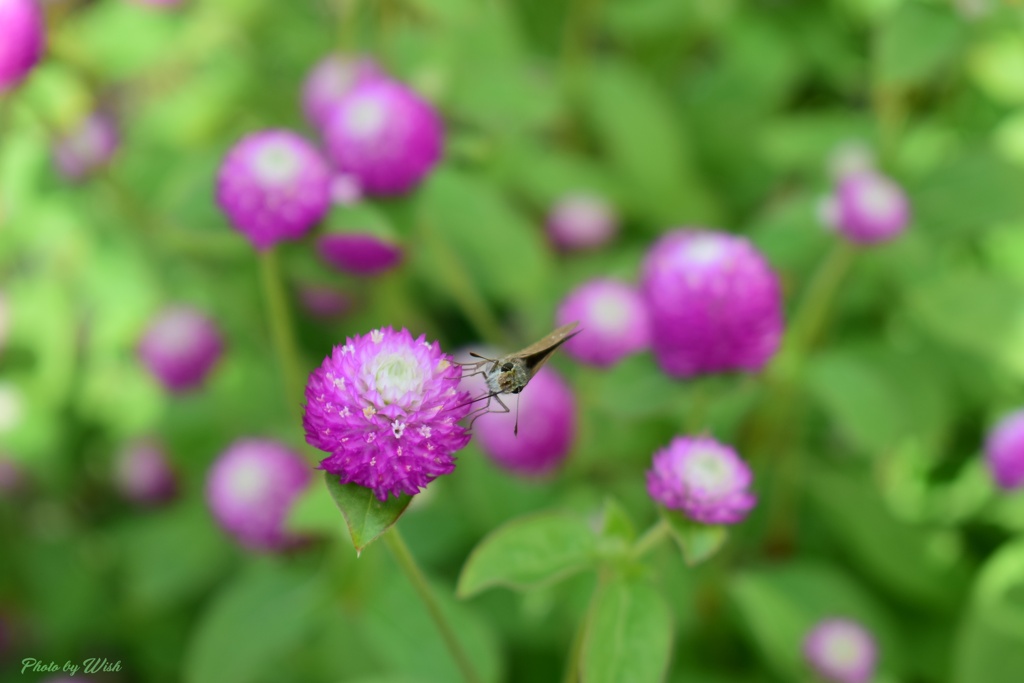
515, 321, 581, 380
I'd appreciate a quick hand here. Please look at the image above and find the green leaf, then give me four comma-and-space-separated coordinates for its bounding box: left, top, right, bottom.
325, 473, 413, 554
363, 571, 503, 683
581, 578, 673, 683
113, 503, 234, 612
582, 60, 718, 226
953, 537, 1024, 683
184, 562, 325, 683
414, 167, 554, 307
911, 151, 1024, 238
875, 3, 963, 87
807, 465, 969, 609
600, 497, 637, 545
907, 272, 1024, 379
286, 478, 347, 538
969, 32, 1024, 105
804, 347, 907, 454
729, 561, 901, 681
661, 511, 728, 567
457, 512, 599, 597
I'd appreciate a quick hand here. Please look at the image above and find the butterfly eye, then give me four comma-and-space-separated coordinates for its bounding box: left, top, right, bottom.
501, 362, 514, 372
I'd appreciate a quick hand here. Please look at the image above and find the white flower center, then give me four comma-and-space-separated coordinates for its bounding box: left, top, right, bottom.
253, 141, 300, 185
589, 296, 629, 332
344, 98, 387, 140
371, 351, 426, 404
679, 449, 731, 494
675, 236, 727, 268
821, 631, 865, 669
229, 459, 271, 504
857, 179, 900, 221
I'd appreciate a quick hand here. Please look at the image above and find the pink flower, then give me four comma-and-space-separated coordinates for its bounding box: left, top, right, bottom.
641, 229, 783, 378
556, 278, 649, 367
215, 130, 331, 250
803, 618, 878, 683
646, 436, 756, 525
323, 80, 443, 195
0, 0, 45, 93
302, 54, 385, 130
206, 439, 312, 552
303, 328, 471, 500
546, 193, 618, 251
985, 409, 1024, 491
138, 306, 223, 393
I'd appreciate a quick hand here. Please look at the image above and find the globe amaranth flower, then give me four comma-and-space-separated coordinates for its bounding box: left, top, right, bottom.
803, 618, 878, 683
303, 328, 471, 501
302, 54, 385, 130
114, 438, 177, 505
53, 112, 120, 181
833, 171, 909, 244
323, 79, 443, 195
641, 229, 783, 378
215, 129, 332, 250
317, 232, 403, 277
0, 0, 45, 93
646, 436, 755, 524
546, 192, 619, 251
985, 409, 1024, 490
556, 278, 649, 367
138, 306, 223, 393
465, 361, 576, 477
206, 438, 312, 552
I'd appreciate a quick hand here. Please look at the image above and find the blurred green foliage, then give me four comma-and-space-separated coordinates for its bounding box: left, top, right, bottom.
3, 0, 1024, 682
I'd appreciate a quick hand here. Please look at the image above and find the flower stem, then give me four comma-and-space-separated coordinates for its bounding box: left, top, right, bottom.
383, 527, 483, 683
631, 518, 671, 559
258, 249, 306, 425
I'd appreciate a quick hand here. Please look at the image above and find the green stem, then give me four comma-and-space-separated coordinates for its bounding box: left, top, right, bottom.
258, 249, 306, 425
631, 518, 671, 559
383, 527, 483, 683
789, 240, 858, 355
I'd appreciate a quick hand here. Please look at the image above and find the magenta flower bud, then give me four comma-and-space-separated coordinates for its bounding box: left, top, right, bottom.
646, 436, 756, 525
985, 409, 1024, 491
297, 284, 352, 320
138, 306, 223, 393
803, 618, 878, 683
834, 172, 909, 244
114, 439, 177, 505
641, 229, 783, 378
546, 193, 619, 251
52, 112, 120, 181
302, 54, 385, 130
324, 80, 443, 196
316, 232, 403, 277
556, 278, 649, 368
0, 0, 45, 93
303, 328, 472, 501
471, 367, 576, 477
206, 438, 312, 552
215, 130, 332, 250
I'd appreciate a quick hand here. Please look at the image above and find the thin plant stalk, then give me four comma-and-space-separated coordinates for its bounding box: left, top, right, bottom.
259, 249, 306, 425
383, 527, 483, 683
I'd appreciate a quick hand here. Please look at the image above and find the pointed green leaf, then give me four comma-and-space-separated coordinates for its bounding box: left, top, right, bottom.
581, 578, 673, 683
457, 512, 598, 597
661, 510, 728, 567
324, 473, 413, 553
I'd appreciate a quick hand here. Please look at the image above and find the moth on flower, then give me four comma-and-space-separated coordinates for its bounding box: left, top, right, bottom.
457, 322, 580, 436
